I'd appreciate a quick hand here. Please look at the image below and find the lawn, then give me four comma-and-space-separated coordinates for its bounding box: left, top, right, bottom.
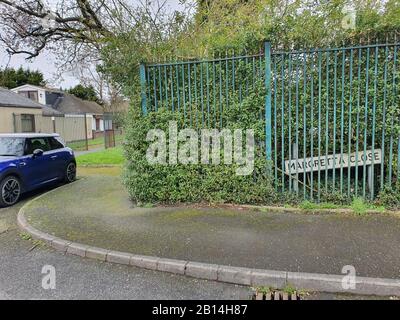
76, 146, 124, 166
68, 134, 124, 151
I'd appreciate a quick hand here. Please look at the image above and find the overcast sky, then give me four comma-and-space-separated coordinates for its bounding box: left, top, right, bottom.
0, 0, 188, 89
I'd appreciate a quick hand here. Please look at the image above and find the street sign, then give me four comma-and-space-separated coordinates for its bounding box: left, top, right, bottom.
284, 149, 382, 174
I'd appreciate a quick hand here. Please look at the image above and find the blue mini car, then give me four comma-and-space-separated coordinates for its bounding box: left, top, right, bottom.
0, 133, 76, 207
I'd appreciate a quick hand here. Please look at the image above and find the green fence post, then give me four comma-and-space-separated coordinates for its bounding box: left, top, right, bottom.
139, 63, 147, 116
264, 42, 272, 165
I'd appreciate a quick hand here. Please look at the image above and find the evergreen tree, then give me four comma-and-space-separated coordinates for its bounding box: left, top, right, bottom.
0, 67, 45, 89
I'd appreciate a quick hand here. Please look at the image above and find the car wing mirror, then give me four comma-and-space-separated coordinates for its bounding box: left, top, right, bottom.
33, 149, 44, 158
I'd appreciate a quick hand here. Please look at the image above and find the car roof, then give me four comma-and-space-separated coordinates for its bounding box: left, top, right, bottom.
0, 133, 60, 138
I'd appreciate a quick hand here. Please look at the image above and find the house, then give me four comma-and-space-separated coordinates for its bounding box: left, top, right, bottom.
0, 87, 61, 134
11, 84, 105, 139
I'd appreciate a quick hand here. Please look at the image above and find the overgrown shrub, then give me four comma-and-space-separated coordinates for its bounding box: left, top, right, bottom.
319, 189, 351, 205
122, 88, 278, 205
375, 182, 400, 210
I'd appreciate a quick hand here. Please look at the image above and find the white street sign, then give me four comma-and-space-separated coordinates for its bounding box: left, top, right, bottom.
284, 149, 382, 174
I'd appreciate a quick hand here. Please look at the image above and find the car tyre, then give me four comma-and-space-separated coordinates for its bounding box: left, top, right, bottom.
0, 176, 21, 207
65, 162, 77, 183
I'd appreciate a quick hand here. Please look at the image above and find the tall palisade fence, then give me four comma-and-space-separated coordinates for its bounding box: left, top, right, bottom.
140, 42, 400, 201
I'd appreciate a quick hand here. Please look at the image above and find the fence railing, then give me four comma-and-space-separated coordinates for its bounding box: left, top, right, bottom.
140, 50, 267, 127
140, 42, 400, 201
272, 43, 400, 201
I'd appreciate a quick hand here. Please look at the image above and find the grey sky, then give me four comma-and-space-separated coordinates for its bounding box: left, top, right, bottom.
0, 0, 188, 89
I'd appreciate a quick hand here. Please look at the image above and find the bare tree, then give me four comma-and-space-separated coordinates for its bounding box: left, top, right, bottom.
0, 0, 194, 60
0, 0, 194, 100
0, 0, 111, 59
70, 60, 124, 109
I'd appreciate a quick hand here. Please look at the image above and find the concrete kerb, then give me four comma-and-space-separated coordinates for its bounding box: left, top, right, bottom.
17, 188, 400, 297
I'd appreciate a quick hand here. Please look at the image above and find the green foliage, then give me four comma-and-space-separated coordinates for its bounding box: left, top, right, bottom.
19, 232, 32, 241
255, 286, 272, 294
350, 197, 369, 214
68, 84, 102, 104
122, 87, 277, 204
76, 147, 124, 166
350, 197, 385, 215
0, 67, 45, 89
271, 48, 400, 195
111, 111, 128, 128
100, 0, 400, 204
376, 182, 400, 210
283, 284, 297, 295
188, 0, 400, 55
297, 197, 386, 214
99, 0, 400, 106
319, 189, 351, 205
144, 47, 400, 198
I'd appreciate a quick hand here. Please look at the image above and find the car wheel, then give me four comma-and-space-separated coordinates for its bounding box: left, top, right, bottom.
0, 176, 21, 207
65, 162, 77, 183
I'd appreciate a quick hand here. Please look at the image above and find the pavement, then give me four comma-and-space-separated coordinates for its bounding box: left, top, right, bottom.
74, 147, 104, 156
0, 184, 251, 300
22, 168, 400, 280
1, 167, 396, 299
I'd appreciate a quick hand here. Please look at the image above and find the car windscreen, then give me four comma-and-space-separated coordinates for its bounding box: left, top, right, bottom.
0, 137, 25, 157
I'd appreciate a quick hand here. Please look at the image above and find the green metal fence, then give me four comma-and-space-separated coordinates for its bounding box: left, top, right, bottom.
140, 50, 267, 126
273, 43, 400, 201
140, 42, 400, 201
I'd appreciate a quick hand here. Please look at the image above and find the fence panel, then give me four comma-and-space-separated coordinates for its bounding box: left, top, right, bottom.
35, 115, 55, 133
13, 114, 89, 146
61, 115, 88, 143
12, 113, 126, 151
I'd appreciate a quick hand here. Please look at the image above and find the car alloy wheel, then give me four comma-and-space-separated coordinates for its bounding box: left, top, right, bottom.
1, 177, 21, 206
66, 162, 76, 182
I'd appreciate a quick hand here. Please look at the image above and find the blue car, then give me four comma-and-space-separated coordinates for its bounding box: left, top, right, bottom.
0, 133, 76, 207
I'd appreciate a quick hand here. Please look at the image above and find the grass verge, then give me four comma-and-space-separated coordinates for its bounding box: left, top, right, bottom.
350, 197, 385, 215
76, 146, 124, 166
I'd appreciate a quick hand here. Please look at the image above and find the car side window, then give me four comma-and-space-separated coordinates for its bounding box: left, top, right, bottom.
48, 137, 64, 150
25, 138, 51, 155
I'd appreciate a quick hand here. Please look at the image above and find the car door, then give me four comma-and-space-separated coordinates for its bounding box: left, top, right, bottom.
47, 137, 69, 178
18, 137, 54, 188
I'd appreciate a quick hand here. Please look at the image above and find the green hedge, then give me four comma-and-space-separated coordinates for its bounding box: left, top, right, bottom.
122, 88, 278, 205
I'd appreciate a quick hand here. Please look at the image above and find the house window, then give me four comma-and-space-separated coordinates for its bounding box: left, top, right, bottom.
27, 91, 38, 102
19, 90, 38, 102
21, 114, 35, 132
